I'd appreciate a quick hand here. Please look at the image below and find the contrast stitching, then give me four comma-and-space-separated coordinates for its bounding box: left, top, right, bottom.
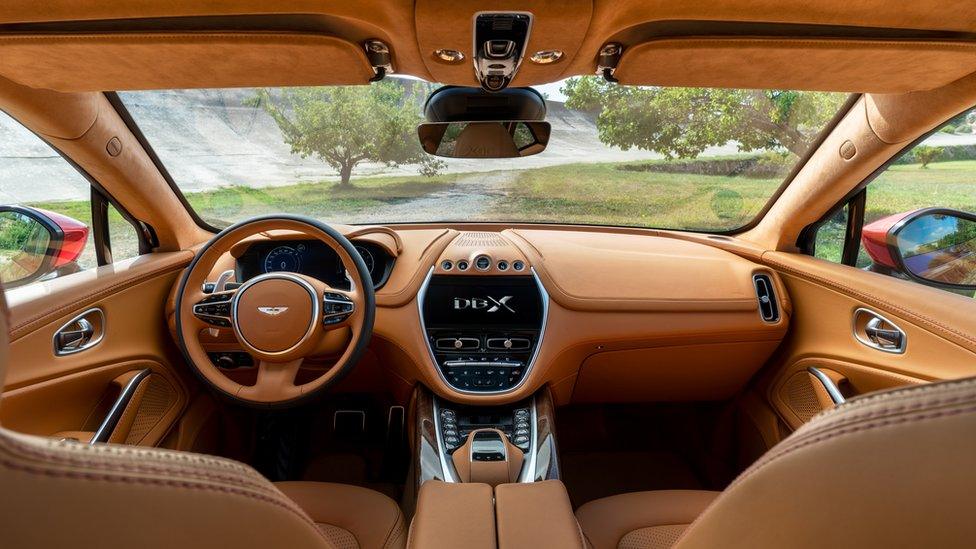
4, 447, 272, 490
0, 456, 324, 535
629, 38, 976, 50
383, 512, 406, 549
765, 256, 976, 349
0, 33, 358, 43
2, 434, 264, 481
736, 402, 976, 491
799, 392, 975, 437
10, 258, 189, 339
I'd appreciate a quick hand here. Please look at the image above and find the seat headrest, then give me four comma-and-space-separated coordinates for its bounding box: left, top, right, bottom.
453, 122, 520, 158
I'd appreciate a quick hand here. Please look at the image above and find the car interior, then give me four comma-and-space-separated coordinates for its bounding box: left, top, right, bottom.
0, 2, 975, 548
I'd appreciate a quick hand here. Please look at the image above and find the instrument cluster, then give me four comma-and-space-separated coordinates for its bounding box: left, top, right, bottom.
236, 239, 393, 289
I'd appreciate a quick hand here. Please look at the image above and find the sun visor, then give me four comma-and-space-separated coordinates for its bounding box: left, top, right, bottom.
614, 38, 976, 93
0, 33, 375, 92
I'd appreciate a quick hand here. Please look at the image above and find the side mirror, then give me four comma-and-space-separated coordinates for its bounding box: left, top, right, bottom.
0, 206, 89, 288
417, 121, 551, 158
863, 208, 976, 290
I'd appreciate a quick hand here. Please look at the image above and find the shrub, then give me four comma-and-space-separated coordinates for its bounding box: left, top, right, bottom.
914, 145, 944, 168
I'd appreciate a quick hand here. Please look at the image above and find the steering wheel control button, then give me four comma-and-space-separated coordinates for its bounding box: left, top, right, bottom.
235, 275, 315, 354
497, 260, 509, 271
323, 292, 355, 325
456, 260, 469, 271
512, 260, 525, 271
193, 293, 235, 326
441, 260, 454, 271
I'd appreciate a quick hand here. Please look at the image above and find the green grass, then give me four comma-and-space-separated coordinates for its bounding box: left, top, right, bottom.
490, 161, 782, 230
865, 161, 976, 223
184, 174, 457, 227
21, 158, 976, 240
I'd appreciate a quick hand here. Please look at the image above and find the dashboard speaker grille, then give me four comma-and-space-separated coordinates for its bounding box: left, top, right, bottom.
753, 274, 779, 322
454, 232, 508, 248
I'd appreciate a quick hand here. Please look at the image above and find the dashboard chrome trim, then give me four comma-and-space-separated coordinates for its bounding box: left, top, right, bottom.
416, 265, 550, 396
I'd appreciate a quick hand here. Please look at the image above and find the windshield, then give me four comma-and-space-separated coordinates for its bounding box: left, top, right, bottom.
118, 79, 848, 231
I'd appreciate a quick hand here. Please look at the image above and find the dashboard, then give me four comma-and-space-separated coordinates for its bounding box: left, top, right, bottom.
235, 239, 394, 289
181, 226, 790, 406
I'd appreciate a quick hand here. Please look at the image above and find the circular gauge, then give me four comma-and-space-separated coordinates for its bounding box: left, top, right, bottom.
263, 246, 302, 273
354, 245, 375, 275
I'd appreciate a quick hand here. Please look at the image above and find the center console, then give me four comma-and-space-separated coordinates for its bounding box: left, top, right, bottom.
419, 273, 548, 393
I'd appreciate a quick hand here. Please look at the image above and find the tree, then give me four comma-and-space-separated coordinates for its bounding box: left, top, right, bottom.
561, 77, 846, 159
914, 145, 944, 168
246, 80, 442, 188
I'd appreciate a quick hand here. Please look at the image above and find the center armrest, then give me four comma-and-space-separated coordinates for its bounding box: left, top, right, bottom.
408, 481, 495, 549
495, 480, 587, 548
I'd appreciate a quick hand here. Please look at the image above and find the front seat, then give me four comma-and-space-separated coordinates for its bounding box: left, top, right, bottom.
577, 376, 976, 548
0, 293, 405, 549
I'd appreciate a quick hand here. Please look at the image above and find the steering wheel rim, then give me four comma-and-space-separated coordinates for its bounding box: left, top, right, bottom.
174, 214, 375, 408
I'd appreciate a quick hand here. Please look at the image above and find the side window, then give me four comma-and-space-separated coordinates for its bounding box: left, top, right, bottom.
108, 203, 142, 262
0, 111, 142, 288
807, 107, 976, 298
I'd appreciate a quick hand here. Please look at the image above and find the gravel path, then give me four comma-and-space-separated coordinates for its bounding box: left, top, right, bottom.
349, 171, 518, 223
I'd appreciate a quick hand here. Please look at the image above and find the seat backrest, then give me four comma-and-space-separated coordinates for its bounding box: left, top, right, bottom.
676, 375, 976, 548
0, 291, 334, 548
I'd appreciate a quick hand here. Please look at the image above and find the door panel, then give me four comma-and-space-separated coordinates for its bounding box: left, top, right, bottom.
760, 252, 976, 430
1, 252, 192, 446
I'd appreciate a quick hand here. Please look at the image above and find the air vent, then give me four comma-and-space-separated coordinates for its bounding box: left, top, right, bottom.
753, 274, 780, 323
454, 232, 507, 247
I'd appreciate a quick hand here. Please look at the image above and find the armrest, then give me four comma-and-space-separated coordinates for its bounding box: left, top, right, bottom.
495, 480, 586, 548
408, 481, 495, 549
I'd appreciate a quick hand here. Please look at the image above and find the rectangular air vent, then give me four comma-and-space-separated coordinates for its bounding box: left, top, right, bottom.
753, 274, 780, 323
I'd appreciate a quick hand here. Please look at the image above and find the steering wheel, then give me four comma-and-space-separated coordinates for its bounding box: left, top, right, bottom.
174, 215, 375, 408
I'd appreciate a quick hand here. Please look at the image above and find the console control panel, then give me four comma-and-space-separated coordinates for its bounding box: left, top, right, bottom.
439, 404, 531, 453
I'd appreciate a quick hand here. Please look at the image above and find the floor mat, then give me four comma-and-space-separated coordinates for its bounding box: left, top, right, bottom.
556, 402, 735, 508
302, 452, 399, 499
561, 450, 703, 508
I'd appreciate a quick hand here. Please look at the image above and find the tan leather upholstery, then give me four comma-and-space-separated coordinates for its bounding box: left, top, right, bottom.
407, 480, 496, 549
276, 482, 407, 549
495, 480, 587, 549
578, 376, 976, 548
576, 490, 719, 549
0, 290, 405, 549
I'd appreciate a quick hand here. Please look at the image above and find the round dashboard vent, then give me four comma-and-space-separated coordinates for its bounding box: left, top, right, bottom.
474, 255, 492, 271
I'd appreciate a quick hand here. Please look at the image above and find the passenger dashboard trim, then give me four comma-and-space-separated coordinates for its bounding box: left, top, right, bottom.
416, 266, 550, 397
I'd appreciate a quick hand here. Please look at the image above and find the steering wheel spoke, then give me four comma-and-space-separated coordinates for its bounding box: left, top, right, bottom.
191, 289, 237, 328
254, 358, 303, 392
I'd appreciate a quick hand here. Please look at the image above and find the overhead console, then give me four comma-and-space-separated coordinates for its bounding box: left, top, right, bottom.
419, 232, 546, 394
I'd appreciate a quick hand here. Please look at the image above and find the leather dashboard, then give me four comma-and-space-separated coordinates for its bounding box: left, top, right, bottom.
171, 225, 789, 406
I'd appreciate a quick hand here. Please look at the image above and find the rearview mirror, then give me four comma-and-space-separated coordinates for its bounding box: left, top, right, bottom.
864, 208, 976, 290
0, 206, 88, 288
418, 121, 550, 159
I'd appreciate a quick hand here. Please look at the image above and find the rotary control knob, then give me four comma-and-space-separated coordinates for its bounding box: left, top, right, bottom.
474, 255, 492, 271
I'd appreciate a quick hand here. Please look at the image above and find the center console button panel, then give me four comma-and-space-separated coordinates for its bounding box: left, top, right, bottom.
420, 274, 546, 393
439, 403, 532, 453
